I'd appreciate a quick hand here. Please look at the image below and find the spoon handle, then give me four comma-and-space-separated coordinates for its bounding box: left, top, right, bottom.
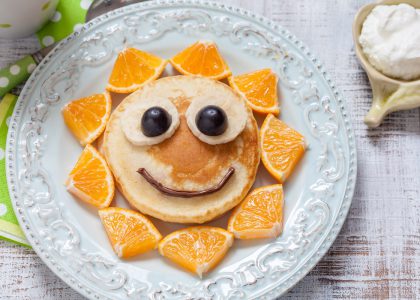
365, 83, 420, 127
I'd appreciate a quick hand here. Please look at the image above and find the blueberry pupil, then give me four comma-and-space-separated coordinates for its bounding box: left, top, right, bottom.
141, 107, 171, 137
196, 105, 227, 136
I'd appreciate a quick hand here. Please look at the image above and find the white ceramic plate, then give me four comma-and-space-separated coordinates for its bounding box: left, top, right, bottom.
6, 1, 356, 299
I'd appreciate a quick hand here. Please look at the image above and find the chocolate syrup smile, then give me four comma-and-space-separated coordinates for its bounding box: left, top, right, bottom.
137, 167, 235, 198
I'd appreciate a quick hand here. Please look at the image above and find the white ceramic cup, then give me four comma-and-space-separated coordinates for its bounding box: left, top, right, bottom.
0, 0, 59, 39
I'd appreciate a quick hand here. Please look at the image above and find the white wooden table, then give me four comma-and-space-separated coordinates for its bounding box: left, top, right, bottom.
1, 0, 419, 298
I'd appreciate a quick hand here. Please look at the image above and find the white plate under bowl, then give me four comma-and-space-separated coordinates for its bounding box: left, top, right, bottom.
6, 1, 356, 299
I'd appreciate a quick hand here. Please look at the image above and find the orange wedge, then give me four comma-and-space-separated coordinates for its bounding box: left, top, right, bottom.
158, 226, 233, 277
260, 114, 305, 183
99, 207, 162, 258
62, 92, 111, 145
170, 40, 231, 80
106, 47, 167, 93
65, 144, 114, 209
228, 69, 279, 115
228, 185, 284, 239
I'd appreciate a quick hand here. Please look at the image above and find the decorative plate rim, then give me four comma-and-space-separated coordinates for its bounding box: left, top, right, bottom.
6, 0, 357, 299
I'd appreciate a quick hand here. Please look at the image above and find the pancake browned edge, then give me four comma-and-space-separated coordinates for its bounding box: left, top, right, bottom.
103, 75, 260, 224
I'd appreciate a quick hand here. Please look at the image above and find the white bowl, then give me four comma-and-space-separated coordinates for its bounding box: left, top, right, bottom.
353, 0, 420, 127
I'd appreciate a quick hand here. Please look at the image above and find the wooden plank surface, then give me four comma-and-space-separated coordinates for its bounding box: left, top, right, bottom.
1, 0, 419, 299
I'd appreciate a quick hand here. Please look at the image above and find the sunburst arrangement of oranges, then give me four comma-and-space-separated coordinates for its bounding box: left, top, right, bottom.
61, 40, 306, 277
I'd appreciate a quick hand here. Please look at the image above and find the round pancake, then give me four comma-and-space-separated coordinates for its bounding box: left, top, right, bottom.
103, 76, 260, 224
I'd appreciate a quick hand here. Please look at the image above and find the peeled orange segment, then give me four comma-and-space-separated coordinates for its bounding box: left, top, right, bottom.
170, 40, 231, 80
65, 144, 114, 209
158, 226, 233, 277
228, 69, 279, 115
106, 48, 167, 93
228, 185, 284, 239
62, 92, 111, 146
98, 207, 162, 258
260, 114, 306, 183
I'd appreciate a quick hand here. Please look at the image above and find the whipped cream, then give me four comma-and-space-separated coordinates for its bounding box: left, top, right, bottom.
359, 4, 420, 81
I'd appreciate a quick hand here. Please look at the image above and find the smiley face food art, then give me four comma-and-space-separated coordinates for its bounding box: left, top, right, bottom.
103, 76, 260, 224
64, 43, 306, 275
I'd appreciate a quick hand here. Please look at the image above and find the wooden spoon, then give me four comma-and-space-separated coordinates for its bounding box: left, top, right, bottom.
353, 0, 420, 127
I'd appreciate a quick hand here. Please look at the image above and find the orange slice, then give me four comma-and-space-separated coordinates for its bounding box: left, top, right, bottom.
228, 185, 284, 239
260, 114, 305, 183
62, 92, 111, 146
158, 226, 233, 277
65, 144, 114, 209
99, 207, 162, 258
228, 69, 279, 115
170, 40, 231, 80
106, 47, 167, 93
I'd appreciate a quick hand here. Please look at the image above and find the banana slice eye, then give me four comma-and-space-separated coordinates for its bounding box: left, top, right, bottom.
186, 95, 247, 145
121, 97, 179, 146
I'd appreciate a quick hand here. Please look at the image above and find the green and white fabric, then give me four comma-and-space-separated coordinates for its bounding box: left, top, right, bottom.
37, 0, 92, 47
0, 94, 29, 246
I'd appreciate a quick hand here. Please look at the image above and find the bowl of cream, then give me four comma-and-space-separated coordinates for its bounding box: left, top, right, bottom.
353, 0, 420, 127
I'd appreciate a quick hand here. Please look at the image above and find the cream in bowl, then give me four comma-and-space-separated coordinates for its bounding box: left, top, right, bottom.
353, 0, 420, 128
359, 4, 420, 81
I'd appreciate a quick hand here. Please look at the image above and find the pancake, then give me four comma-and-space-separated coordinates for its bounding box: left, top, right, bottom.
103, 76, 260, 224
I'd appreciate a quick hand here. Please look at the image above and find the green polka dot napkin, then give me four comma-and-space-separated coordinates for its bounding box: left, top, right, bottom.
37, 0, 92, 48
0, 94, 29, 246
0, 0, 91, 246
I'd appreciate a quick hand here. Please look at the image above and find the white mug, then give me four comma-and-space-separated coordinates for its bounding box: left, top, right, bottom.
0, 0, 59, 39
